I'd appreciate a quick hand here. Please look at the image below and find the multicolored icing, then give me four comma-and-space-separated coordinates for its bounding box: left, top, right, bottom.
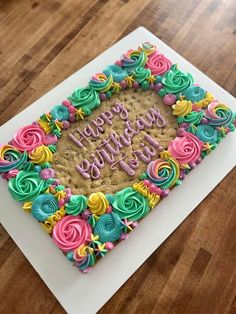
1, 42, 235, 273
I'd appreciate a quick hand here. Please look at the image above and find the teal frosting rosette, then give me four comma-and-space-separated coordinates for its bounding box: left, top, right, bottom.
103, 64, 128, 83
113, 187, 150, 221
195, 125, 218, 144
50, 105, 70, 121
160, 64, 194, 96
65, 195, 88, 216
94, 212, 123, 243
181, 85, 206, 102
68, 86, 100, 115
31, 193, 58, 221
8, 170, 50, 202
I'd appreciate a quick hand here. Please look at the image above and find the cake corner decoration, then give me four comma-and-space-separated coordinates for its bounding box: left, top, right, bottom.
1, 41, 235, 273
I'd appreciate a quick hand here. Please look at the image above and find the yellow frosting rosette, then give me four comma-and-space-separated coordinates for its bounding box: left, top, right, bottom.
172, 99, 192, 117
88, 192, 109, 216
29, 145, 53, 164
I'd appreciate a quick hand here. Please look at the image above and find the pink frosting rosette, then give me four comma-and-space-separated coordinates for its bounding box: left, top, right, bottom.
146, 52, 172, 76
168, 132, 203, 165
52, 215, 92, 252
11, 124, 45, 153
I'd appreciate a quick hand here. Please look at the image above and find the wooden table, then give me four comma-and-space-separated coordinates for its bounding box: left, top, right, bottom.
0, 0, 235, 313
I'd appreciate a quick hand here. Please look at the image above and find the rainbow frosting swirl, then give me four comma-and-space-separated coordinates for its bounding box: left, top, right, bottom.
204, 102, 235, 127
138, 42, 157, 55
121, 49, 147, 73
89, 73, 113, 92
73, 245, 96, 271
0, 145, 27, 173
147, 156, 180, 189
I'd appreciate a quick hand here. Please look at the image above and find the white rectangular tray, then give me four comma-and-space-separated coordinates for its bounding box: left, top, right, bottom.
0, 27, 236, 314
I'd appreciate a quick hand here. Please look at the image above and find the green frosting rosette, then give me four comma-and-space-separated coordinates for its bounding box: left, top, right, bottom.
160, 64, 194, 96
134, 67, 151, 83
178, 110, 204, 125
68, 86, 100, 115
8, 170, 50, 202
65, 195, 88, 216
113, 187, 150, 221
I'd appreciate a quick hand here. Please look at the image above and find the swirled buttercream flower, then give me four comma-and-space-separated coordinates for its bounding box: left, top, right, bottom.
11, 124, 45, 153
68, 86, 100, 115
195, 125, 218, 144
181, 85, 206, 102
103, 64, 128, 83
52, 215, 92, 252
160, 64, 194, 95
168, 132, 203, 165
73, 245, 96, 270
88, 192, 109, 216
94, 212, 123, 243
113, 187, 150, 221
180, 111, 204, 125
138, 42, 157, 56
172, 99, 192, 117
195, 92, 214, 109
8, 170, 50, 202
65, 195, 88, 216
204, 102, 235, 127
50, 105, 70, 121
121, 49, 147, 73
29, 145, 53, 164
0, 145, 27, 173
89, 73, 113, 92
147, 156, 180, 189
146, 52, 172, 76
31, 193, 58, 221
134, 67, 151, 83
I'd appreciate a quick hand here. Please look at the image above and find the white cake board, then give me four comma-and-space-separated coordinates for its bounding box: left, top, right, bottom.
0, 27, 235, 314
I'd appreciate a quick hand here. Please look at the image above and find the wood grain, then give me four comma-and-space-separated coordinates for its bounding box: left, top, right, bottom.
0, 0, 236, 313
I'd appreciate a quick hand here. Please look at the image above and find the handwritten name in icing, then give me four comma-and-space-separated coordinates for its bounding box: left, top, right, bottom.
69, 103, 166, 179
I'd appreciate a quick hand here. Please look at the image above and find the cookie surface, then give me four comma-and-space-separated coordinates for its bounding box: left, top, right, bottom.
52, 89, 177, 195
